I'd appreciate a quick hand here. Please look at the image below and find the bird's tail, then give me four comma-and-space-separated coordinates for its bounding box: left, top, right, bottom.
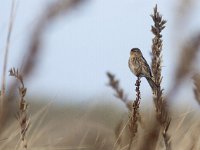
146, 77, 158, 93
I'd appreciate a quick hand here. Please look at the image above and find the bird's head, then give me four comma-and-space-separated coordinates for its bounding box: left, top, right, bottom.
130, 48, 142, 58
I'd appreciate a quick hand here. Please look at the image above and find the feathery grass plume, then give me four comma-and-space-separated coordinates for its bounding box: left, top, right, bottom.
107, 72, 131, 110
128, 77, 141, 150
151, 4, 166, 87
107, 72, 141, 149
107, 72, 131, 148
142, 4, 171, 150
193, 74, 200, 105
151, 4, 169, 125
9, 68, 30, 149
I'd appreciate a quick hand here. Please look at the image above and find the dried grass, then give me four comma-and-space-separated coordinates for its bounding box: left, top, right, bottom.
1, 1, 200, 150
150, 5, 171, 150
107, 73, 143, 150
0, 0, 16, 102
138, 5, 171, 150
128, 77, 141, 150
0, 0, 83, 134
0, 0, 17, 130
9, 68, 30, 149
107, 72, 131, 111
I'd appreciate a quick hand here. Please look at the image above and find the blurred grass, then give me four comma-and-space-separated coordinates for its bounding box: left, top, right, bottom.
0, 96, 127, 149
1, 0, 200, 150
1, 96, 200, 149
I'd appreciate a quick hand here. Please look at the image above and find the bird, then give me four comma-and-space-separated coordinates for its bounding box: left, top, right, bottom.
128, 48, 157, 91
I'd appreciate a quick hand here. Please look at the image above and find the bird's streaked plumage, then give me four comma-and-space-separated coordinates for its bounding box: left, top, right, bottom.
128, 48, 157, 91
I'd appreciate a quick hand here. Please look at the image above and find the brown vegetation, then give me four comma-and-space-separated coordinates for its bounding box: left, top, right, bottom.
1, 1, 200, 150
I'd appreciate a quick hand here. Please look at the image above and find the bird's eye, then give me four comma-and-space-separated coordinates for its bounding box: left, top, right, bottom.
131, 49, 136, 53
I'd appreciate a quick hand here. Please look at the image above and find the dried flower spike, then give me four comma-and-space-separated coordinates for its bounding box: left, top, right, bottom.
107, 72, 131, 110
9, 67, 30, 149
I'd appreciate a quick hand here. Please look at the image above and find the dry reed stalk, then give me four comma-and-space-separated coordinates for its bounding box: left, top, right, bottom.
151, 5, 171, 150
107, 72, 142, 149
193, 74, 200, 105
0, 0, 16, 122
9, 68, 30, 149
107, 72, 131, 148
141, 5, 171, 150
128, 77, 141, 150
107, 72, 131, 111
151, 4, 167, 122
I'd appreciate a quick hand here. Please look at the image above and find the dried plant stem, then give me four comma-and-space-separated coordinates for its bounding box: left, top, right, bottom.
9, 68, 30, 149
163, 120, 171, 150
141, 4, 171, 150
1, 0, 16, 106
128, 77, 141, 150
107, 72, 131, 111
107, 73, 141, 150
150, 4, 168, 126
152, 5, 171, 150
107, 72, 132, 148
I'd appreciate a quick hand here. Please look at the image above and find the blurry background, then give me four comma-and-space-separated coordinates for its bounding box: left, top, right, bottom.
1, 1, 200, 149
0, 0, 200, 106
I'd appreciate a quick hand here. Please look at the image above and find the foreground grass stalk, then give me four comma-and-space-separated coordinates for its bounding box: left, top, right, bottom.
0, 0, 16, 117
107, 72, 142, 149
9, 68, 30, 149
107, 72, 131, 148
107, 72, 131, 110
140, 5, 171, 150
128, 77, 141, 150
151, 4, 171, 150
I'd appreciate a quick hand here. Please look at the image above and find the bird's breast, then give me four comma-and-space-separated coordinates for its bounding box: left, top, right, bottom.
129, 58, 140, 76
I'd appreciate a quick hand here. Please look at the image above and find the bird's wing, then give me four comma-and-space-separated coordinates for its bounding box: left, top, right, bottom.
141, 56, 153, 77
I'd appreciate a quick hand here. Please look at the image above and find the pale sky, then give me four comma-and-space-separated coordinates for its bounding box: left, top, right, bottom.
1, 0, 200, 105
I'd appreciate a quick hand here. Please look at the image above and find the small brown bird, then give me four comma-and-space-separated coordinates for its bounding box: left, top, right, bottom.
128, 48, 157, 91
